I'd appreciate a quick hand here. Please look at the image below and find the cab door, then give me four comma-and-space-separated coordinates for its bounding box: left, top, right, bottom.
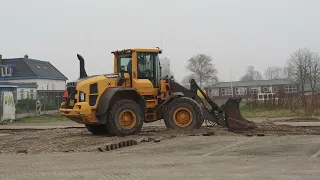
137, 52, 159, 87
132, 52, 159, 96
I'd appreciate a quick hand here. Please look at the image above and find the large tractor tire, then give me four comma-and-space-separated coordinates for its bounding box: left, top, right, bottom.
106, 99, 143, 136
85, 124, 109, 135
164, 97, 204, 130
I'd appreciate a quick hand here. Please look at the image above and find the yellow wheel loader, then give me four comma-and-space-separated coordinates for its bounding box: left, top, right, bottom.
59, 48, 256, 136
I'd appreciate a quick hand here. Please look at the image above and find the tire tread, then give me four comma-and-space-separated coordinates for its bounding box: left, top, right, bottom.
106, 99, 143, 136
164, 97, 203, 129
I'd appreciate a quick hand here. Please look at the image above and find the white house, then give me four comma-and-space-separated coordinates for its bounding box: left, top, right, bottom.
0, 54, 67, 103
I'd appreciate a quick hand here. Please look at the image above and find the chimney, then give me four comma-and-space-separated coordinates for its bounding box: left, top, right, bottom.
24, 54, 29, 59
0, 54, 2, 65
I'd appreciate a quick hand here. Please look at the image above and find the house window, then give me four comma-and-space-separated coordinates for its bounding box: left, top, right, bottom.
272, 86, 278, 92
285, 85, 297, 93
20, 89, 24, 100
235, 87, 247, 95
209, 88, 219, 96
30, 90, 34, 100
1, 66, 12, 77
263, 86, 269, 93
221, 88, 232, 96
249, 87, 259, 94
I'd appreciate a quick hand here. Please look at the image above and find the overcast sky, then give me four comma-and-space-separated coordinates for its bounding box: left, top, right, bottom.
1, 0, 320, 83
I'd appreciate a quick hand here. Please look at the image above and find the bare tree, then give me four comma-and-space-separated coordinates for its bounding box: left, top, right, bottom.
287, 48, 313, 111
265, 66, 293, 80
240, 65, 263, 81
186, 54, 218, 88
264, 66, 283, 80
307, 52, 320, 106
239, 74, 253, 81
282, 66, 291, 79
287, 47, 312, 95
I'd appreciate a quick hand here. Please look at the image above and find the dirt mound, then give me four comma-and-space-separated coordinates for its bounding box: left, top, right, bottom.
283, 117, 320, 122
249, 121, 320, 135
0, 124, 242, 155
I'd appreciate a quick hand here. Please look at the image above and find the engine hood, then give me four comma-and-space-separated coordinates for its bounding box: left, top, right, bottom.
66, 73, 120, 88
66, 75, 99, 87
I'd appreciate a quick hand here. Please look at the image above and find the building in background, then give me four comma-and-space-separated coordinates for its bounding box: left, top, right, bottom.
0, 54, 67, 105
204, 79, 300, 100
160, 57, 170, 77
0, 82, 37, 101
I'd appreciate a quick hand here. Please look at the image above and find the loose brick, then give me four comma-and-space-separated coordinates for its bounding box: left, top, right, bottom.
131, 140, 137, 145
97, 147, 105, 152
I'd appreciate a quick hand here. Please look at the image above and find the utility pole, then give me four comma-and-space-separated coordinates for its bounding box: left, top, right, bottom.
160, 35, 164, 59
161, 35, 163, 50
230, 68, 233, 97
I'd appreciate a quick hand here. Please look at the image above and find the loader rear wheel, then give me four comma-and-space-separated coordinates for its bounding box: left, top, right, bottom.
85, 124, 109, 135
164, 97, 203, 130
106, 99, 143, 136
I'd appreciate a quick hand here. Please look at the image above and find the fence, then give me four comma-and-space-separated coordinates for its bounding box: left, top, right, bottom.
246, 93, 320, 115
1, 90, 64, 116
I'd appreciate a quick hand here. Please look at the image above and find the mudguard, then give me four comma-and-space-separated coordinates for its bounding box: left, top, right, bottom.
160, 92, 184, 107
95, 88, 146, 124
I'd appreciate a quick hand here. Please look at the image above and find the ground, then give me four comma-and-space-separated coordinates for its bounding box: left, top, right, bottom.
1, 116, 320, 179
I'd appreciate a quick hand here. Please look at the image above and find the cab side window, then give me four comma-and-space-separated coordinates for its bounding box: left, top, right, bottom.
117, 54, 132, 73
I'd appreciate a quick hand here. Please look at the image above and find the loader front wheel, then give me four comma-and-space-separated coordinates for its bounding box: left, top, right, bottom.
164, 97, 203, 130
106, 99, 143, 136
85, 124, 109, 135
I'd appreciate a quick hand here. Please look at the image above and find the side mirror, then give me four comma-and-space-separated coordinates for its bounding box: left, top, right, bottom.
117, 66, 126, 86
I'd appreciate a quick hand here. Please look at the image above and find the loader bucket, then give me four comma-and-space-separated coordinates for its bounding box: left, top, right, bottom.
223, 97, 257, 131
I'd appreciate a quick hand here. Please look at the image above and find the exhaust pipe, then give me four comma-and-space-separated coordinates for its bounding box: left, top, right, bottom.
77, 54, 88, 78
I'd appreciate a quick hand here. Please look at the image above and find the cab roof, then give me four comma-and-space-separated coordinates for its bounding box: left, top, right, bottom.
111, 48, 162, 55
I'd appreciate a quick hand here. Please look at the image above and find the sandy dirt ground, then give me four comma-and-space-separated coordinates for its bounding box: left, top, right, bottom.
1, 118, 320, 179
1, 135, 320, 180
1, 118, 320, 155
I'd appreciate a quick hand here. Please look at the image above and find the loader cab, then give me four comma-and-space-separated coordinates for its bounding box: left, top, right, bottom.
136, 52, 162, 87
113, 48, 162, 88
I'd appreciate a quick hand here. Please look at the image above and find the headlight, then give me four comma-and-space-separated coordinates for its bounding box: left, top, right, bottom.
79, 91, 86, 102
